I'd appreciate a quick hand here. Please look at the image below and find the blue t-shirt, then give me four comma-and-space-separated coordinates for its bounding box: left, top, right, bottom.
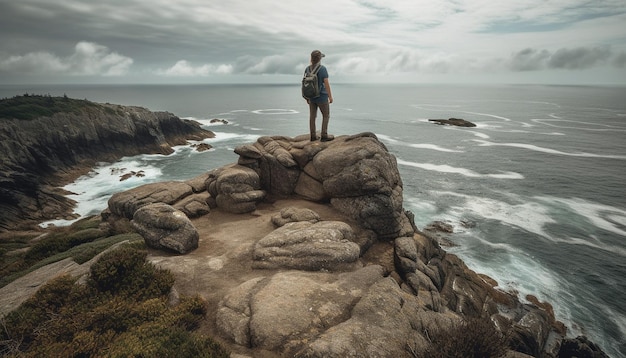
304, 64, 329, 103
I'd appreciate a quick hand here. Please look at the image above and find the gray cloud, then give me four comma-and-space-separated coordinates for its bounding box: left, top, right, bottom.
509, 48, 552, 71
548, 46, 612, 69
1, 1, 625, 84
234, 55, 303, 75
0, 42, 133, 76
509, 46, 620, 71
613, 52, 626, 68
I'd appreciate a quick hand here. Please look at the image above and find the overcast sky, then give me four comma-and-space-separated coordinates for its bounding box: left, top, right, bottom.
1, 0, 625, 85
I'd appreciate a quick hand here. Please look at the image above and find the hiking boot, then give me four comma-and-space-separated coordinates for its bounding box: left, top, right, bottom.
320, 134, 334, 142
310, 135, 319, 141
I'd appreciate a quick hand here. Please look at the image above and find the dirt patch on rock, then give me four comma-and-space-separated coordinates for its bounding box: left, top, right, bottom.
146, 199, 355, 355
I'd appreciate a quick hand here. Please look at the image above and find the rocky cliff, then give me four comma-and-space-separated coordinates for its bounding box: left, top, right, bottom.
96, 133, 598, 357
0, 95, 214, 231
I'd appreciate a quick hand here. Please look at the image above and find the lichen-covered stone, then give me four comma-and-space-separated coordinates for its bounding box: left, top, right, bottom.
252, 221, 361, 271
131, 203, 198, 254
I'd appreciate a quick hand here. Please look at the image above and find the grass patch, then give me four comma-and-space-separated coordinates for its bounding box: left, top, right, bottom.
0, 94, 100, 120
0, 232, 144, 289
71, 233, 145, 264
0, 246, 229, 357
24, 227, 107, 262
0, 216, 144, 288
0, 232, 36, 259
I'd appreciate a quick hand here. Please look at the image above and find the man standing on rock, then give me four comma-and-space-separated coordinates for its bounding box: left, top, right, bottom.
304, 50, 334, 142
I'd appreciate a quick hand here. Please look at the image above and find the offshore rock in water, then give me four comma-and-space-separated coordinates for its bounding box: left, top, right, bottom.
429, 117, 477, 127
210, 118, 229, 124
119, 170, 145, 181
191, 142, 213, 152
424, 220, 454, 233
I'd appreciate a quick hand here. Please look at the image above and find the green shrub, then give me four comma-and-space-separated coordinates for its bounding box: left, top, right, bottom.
0, 275, 78, 351
0, 233, 37, 282
24, 228, 106, 263
69, 215, 103, 231
106, 322, 229, 358
70, 232, 144, 264
89, 246, 174, 300
0, 231, 142, 289
0, 232, 34, 252
0, 246, 228, 357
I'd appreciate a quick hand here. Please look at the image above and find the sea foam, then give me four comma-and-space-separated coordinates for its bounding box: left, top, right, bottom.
376, 134, 465, 153
39, 159, 163, 228
251, 108, 299, 115
434, 190, 557, 239
473, 139, 626, 160
397, 159, 524, 179
532, 118, 626, 132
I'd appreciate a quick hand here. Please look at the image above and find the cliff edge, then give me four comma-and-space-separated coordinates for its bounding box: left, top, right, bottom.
0, 95, 214, 231
97, 132, 579, 357
0, 118, 609, 356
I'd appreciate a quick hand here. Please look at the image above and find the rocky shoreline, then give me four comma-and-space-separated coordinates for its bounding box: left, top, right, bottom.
96, 132, 607, 357
0, 97, 214, 231
0, 98, 610, 356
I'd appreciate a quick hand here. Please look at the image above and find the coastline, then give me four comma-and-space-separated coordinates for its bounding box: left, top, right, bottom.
0, 97, 215, 231
1, 89, 616, 356
3, 132, 612, 357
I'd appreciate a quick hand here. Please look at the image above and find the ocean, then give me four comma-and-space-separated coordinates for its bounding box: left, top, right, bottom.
1, 83, 625, 357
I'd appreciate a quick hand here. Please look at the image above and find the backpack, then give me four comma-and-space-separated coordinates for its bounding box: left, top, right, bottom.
301, 64, 321, 99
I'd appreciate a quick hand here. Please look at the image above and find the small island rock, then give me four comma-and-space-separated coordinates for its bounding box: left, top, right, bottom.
429, 118, 477, 127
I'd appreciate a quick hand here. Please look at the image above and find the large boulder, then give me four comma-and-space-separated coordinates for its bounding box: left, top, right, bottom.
107, 181, 195, 219
298, 277, 430, 357
311, 133, 412, 239
252, 221, 361, 271
235, 133, 414, 240
131, 203, 198, 254
216, 265, 430, 356
173, 192, 211, 218
205, 164, 266, 214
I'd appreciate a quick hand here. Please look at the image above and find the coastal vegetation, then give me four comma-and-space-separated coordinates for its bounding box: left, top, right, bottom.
0, 216, 138, 288
0, 94, 104, 120
0, 242, 229, 357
